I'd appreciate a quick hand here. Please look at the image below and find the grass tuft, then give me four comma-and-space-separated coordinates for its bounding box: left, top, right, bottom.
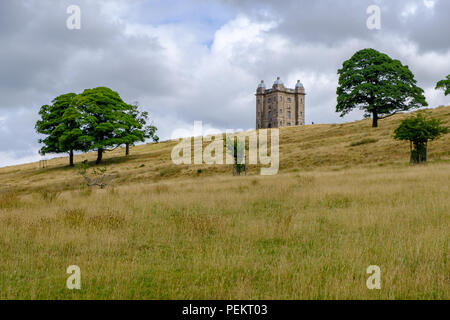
349, 138, 379, 147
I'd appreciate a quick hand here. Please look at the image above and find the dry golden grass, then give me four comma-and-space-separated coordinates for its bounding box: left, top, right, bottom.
0, 107, 449, 299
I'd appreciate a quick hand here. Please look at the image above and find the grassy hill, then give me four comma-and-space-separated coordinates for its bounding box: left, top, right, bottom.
2, 106, 450, 193
0, 106, 449, 299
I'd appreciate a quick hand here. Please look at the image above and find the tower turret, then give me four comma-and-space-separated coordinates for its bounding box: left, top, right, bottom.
256, 80, 266, 94
272, 77, 284, 90
295, 80, 305, 93
294, 80, 306, 125
256, 80, 266, 129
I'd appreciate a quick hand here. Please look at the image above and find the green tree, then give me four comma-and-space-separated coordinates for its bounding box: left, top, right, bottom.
226, 137, 246, 176
35, 93, 87, 166
123, 103, 159, 156
71, 87, 141, 164
435, 75, 450, 96
394, 112, 448, 164
337, 48, 428, 128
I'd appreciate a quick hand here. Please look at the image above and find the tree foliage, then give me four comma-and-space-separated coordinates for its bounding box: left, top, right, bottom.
124, 103, 159, 156
36, 87, 158, 165
435, 75, 450, 96
35, 93, 87, 166
394, 112, 448, 163
71, 87, 142, 164
226, 137, 246, 176
337, 48, 427, 127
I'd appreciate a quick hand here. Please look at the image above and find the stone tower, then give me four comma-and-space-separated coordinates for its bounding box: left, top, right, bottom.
256, 77, 305, 129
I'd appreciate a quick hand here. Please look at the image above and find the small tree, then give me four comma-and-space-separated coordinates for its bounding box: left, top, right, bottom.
394, 113, 448, 164
436, 75, 450, 96
226, 137, 246, 176
36, 93, 87, 166
337, 48, 428, 127
124, 103, 159, 156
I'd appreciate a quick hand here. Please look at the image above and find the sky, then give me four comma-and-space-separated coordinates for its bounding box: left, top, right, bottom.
0, 0, 449, 167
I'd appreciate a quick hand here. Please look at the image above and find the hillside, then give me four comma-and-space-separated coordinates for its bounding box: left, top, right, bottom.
0, 107, 449, 299
1, 106, 450, 192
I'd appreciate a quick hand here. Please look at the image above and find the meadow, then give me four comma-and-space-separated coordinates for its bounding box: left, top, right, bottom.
0, 107, 449, 299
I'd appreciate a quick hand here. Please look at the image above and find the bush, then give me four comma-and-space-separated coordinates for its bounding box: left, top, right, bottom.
394, 113, 448, 163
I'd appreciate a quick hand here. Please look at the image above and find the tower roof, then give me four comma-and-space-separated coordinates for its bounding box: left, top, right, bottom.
273, 77, 284, 86
295, 80, 304, 88
257, 80, 266, 89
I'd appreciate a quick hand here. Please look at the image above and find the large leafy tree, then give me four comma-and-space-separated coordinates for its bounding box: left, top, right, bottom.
436, 75, 450, 96
71, 87, 142, 164
35, 93, 87, 166
123, 103, 159, 156
394, 112, 448, 164
337, 48, 428, 127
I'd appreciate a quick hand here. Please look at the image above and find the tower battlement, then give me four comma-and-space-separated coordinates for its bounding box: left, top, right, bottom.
256, 77, 306, 129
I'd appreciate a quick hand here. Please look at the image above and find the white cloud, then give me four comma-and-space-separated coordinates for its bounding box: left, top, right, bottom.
401, 3, 418, 19
0, 0, 449, 167
0, 150, 42, 167
423, 0, 435, 9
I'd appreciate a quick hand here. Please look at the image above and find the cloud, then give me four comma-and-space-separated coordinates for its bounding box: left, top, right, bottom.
423, 0, 436, 9
401, 3, 419, 19
0, 0, 449, 167
223, 0, 450, 52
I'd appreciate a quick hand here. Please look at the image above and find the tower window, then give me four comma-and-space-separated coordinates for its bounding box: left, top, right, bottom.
268, 111, 272, 120
287, 111, 291, 119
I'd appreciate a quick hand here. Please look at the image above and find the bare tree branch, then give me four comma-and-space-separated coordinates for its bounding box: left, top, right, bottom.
379, 112, 398, 120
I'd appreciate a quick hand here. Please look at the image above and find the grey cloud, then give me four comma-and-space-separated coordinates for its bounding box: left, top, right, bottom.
0, 0, 449, 167
222, 0, 450, 52
0, 0, 173, 108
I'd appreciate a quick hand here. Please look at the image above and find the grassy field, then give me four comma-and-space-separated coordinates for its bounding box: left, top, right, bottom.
0, 107, 449, 299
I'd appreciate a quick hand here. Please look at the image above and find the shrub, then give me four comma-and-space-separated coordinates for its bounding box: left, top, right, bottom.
394, 113, 448, 163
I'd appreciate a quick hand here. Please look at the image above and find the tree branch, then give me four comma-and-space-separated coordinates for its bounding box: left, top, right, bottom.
379, 112, 398, 120
103, 145, 122, 152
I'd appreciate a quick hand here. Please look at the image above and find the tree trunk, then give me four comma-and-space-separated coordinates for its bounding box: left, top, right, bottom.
410, 141, 427, 164
372, 111, 378, 128
126, 143, 130, 156
410, 141, 413, 164
96, 148, 103, 164
69, 150, 74, 167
